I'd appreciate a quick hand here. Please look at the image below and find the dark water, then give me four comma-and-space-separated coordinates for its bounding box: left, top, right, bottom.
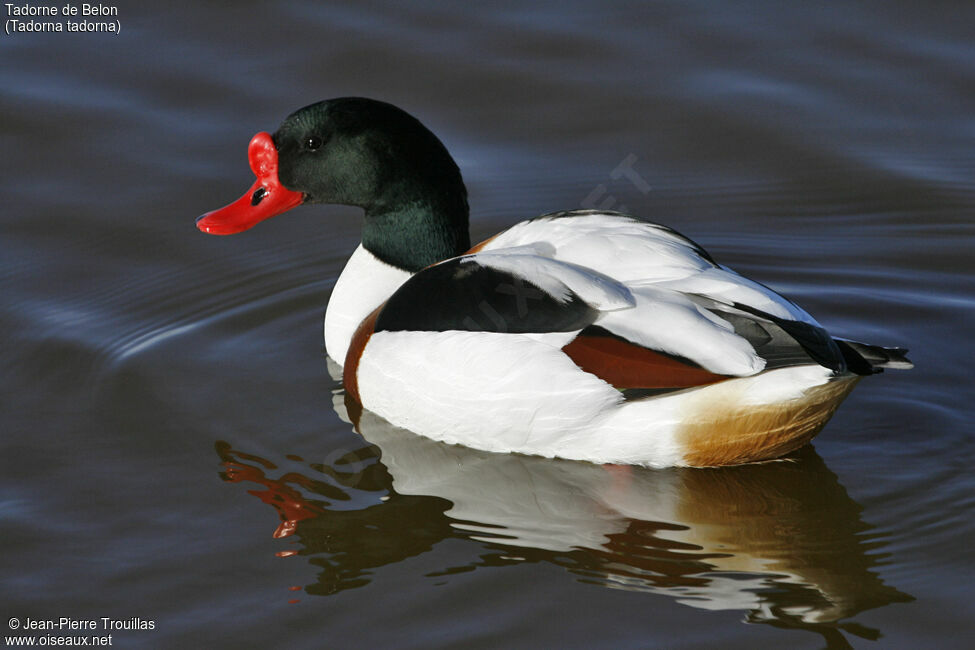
2, 2, 973, 648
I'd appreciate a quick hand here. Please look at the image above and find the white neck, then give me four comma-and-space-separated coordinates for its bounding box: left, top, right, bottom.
324, 244, 413, 364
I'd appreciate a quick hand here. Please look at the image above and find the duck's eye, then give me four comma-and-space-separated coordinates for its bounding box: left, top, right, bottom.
305, 136, 324, 151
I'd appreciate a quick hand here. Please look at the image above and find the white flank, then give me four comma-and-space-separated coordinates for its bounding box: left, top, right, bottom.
356, 330, 836, 467
356, 330, 622, 454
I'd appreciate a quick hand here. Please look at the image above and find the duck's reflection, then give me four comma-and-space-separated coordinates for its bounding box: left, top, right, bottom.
216, 385, 911, 645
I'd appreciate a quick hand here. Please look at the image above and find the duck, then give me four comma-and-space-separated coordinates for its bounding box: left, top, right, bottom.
196, 97, 912, 468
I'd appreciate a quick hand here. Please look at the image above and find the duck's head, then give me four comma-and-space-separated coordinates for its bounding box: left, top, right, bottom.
197, 97, 470, 271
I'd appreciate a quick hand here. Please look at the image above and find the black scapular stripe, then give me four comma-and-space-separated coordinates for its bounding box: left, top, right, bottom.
375, 257, 599, 334
835, 339, 913, 374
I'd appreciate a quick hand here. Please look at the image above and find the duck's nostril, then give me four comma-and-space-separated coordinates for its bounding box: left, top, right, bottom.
251, 186, 268, 206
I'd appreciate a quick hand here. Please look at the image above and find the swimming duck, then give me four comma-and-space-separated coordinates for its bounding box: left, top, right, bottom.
197, 97, 911, 467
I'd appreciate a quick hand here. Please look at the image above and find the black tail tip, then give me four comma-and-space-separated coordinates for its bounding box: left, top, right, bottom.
836, 339, 913, 375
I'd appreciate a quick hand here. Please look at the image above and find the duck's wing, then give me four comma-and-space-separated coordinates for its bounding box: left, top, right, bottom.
482, 210, 817, 323
476, 211, 850, 376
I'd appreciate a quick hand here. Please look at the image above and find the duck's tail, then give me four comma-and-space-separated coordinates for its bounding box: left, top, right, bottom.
834, 339, 914, 375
